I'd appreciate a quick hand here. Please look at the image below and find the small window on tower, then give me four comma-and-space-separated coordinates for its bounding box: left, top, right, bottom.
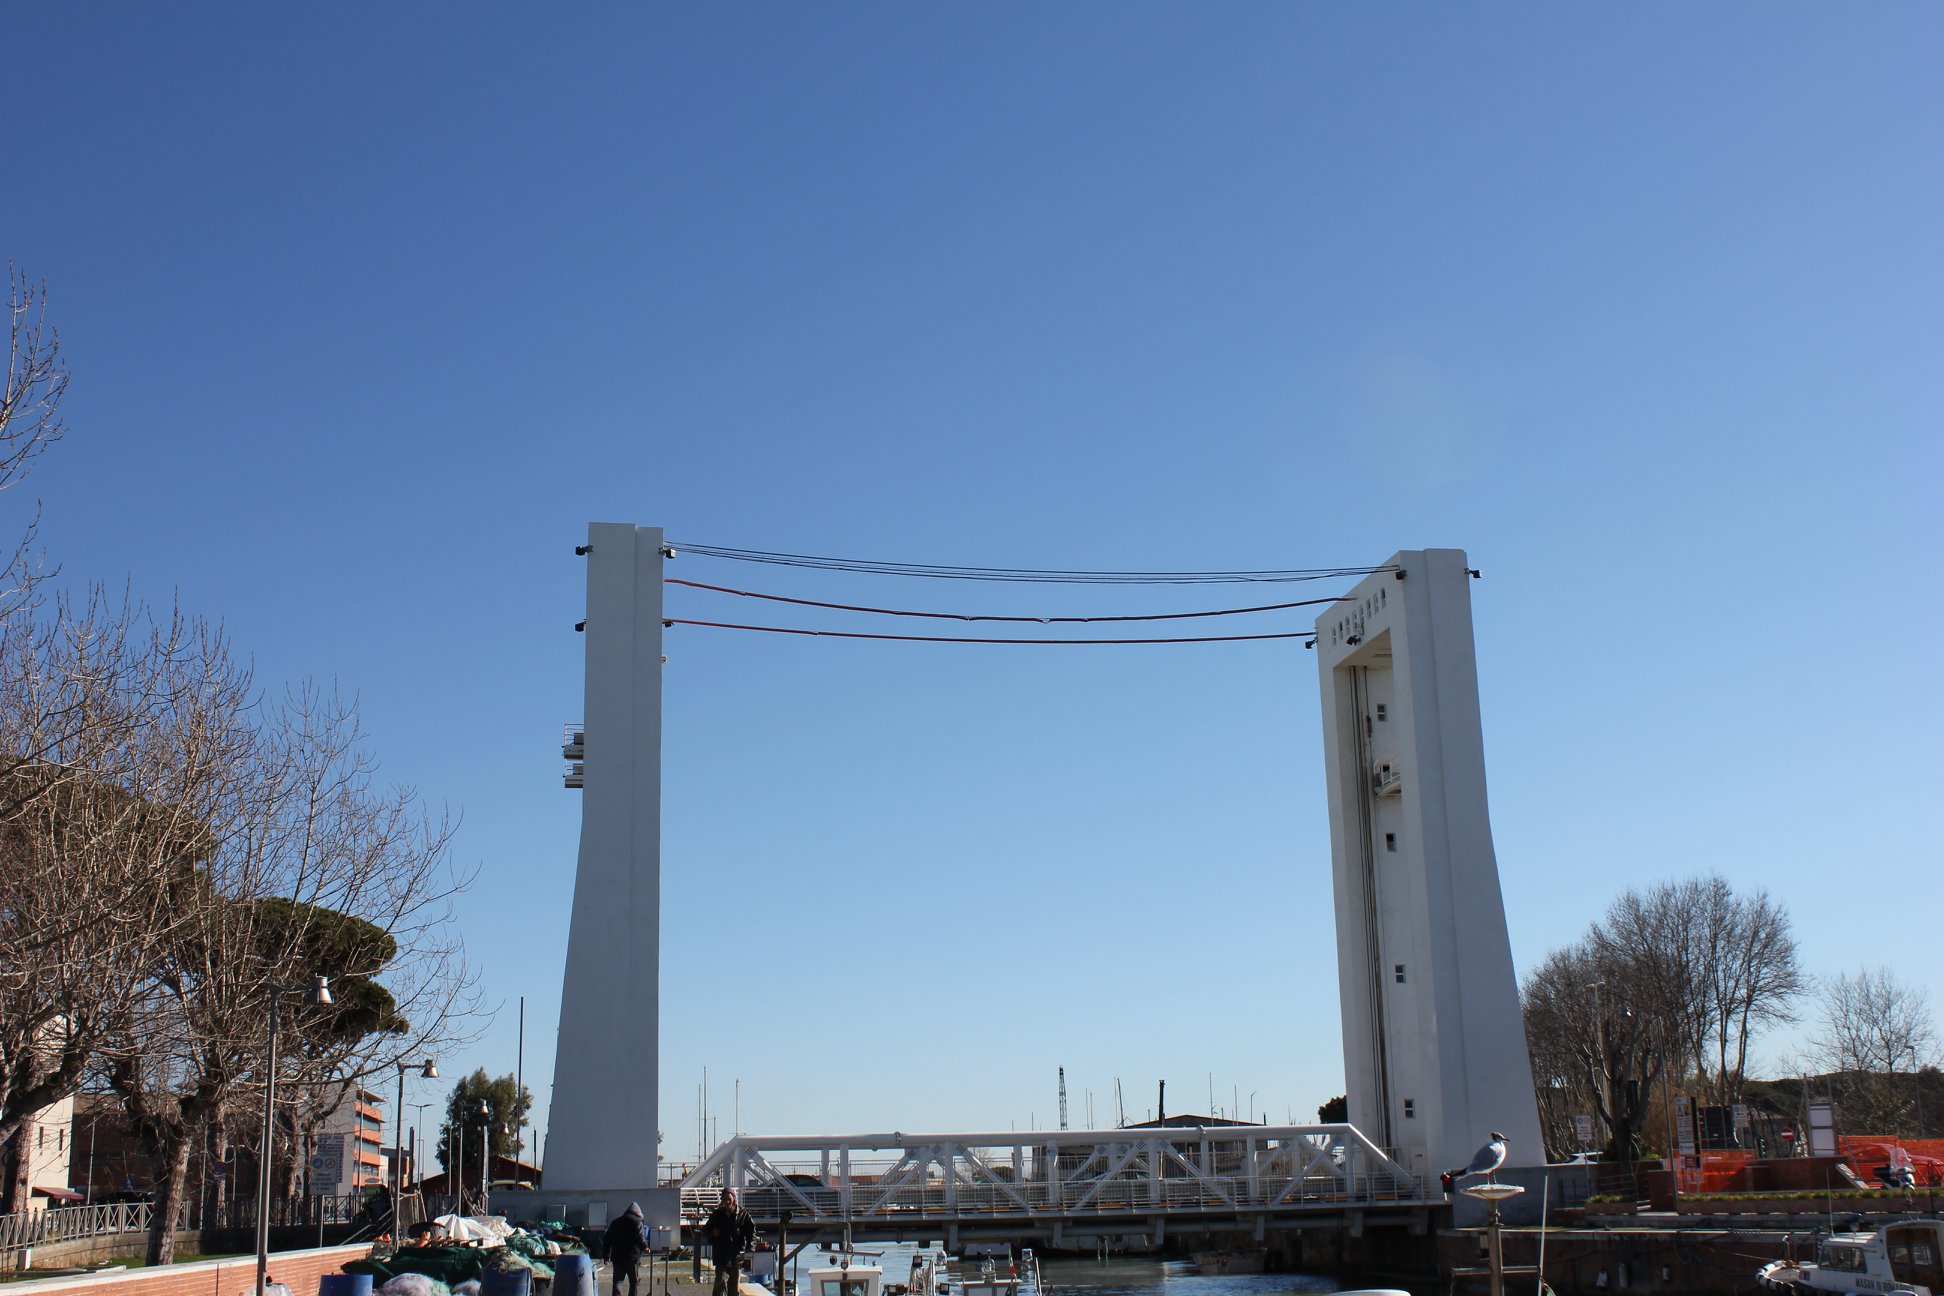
1395, 964, 1407, 984
1376, 704, 1388, 721
1403, 1099, 1416, 1118
1384, 832, 1397, 852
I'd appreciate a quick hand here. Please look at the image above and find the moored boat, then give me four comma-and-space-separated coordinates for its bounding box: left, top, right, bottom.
1757, 1219, 1944, 1295
802, 1246, 886, 1296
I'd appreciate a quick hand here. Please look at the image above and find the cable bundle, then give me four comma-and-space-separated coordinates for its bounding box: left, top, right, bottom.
644, 543, 1386, 645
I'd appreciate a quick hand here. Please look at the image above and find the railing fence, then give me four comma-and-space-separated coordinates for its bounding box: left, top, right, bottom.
0, 1191, 380, 1254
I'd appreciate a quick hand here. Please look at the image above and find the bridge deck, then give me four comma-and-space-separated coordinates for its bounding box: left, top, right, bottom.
676, 1124, 1437, 1242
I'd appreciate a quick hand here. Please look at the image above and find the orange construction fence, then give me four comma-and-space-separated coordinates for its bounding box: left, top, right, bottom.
1839, 1135, 1944, 1186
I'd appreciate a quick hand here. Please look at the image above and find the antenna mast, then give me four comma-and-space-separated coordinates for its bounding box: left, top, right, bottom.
1058, 1067, 1069, 1131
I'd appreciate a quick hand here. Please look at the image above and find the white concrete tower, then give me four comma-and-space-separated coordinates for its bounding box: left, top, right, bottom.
547, 523, 665, 1192
1315, 549, 1540, 1182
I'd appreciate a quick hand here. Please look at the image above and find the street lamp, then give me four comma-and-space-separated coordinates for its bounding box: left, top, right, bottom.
392, 1059, 438, 1245
256, 976, 333, 1296
1911, 1045, 1927, 1141
408, 1102, 435, 1194
476, 1101, 492, 1217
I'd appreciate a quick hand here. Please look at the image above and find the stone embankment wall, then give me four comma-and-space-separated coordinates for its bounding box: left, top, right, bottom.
1438, 1226, 1793, 1296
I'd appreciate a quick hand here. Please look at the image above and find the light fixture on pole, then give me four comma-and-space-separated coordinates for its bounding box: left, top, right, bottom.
392, 1059, 437, 1246
256, 975, 332, 1296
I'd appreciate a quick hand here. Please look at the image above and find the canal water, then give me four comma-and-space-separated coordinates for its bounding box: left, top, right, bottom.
782, 1242, 1406, 1296
1038, 1255, 1350, 1296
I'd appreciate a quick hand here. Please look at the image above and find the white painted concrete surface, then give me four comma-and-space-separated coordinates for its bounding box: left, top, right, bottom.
1315, 549, 1541, 1182
546, 523, 665, 1191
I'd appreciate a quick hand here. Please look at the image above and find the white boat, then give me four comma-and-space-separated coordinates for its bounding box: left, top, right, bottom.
1757, 1219, 1944, 1295
803, 1251, 885, 1296
947, 1245, 1041, 1296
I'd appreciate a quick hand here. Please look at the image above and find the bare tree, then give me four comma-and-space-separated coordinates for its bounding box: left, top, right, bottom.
1521, 874, 1802, 1161
1813, 967, 1936, 1135
1522, 938, 1665, 1161
1594, 878, 1712, 1082
0, 592, 227, 1213
1521, 946, 1603, 1161
104, 685, 476, 1264
1, 265, 70, 617
1706, 886, 1802, 1104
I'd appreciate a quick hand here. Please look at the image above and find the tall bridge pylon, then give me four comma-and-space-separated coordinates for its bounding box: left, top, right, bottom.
548, 524, 666, 1193
1314, 550, 1542, 1184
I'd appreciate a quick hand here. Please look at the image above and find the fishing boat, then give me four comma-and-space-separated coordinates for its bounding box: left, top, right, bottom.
802, 1244, 887, 1296
892, 1251, 948, 1296
1757, 1219, 1944, 1295
947, 1245, 1041, 1296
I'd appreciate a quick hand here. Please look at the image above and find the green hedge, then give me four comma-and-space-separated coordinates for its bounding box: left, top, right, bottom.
1586, 1189, 1919, 1204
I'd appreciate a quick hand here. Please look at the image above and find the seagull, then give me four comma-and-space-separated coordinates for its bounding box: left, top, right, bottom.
1444, 1132, 1508, 1188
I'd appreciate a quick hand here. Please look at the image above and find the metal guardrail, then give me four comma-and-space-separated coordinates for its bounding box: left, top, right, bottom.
0, 1202, 159, 1252
0, 1192, 382, 1254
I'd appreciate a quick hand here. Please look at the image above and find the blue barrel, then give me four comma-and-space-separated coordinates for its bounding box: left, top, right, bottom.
320, 1277, 374, 1296
552, 1253, 595, 1296
481, 1269, 534, 1296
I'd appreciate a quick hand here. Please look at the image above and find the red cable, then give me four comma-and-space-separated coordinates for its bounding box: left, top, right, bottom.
664, 619, 1314, 645
666, 578, 1346, 623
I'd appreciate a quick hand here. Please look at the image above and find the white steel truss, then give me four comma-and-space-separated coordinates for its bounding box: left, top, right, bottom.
677, 1125, 1425, 1233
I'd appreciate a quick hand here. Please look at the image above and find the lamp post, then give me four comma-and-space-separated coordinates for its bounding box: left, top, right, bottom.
256, 976, 333, 1296
392, 1059, 438, 1245
409, 1102, 435, 1194
1653, 1014, 1679, 1202
1911, 1045, 1926, 1141
476, 1101, 492, 1217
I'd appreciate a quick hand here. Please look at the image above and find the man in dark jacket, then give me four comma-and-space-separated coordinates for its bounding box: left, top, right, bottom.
604, 1201, 649, 1296
703, 1189, 755, 1296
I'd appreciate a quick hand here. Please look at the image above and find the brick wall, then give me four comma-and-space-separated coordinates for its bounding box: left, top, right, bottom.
3, 1243, 368, 1296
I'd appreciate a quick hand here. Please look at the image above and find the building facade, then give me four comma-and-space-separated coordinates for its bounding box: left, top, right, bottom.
313, 1084, 388, 1194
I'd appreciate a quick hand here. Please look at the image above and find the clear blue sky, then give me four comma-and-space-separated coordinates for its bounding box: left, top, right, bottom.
7, 4, 1940, 1166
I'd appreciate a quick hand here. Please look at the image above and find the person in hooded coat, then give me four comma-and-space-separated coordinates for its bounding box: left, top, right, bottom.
604, 1202, 650, 1296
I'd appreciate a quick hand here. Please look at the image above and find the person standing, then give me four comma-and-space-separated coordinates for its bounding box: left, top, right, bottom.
604, 1202, 650, 1296
704, 1189, 755, 1296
